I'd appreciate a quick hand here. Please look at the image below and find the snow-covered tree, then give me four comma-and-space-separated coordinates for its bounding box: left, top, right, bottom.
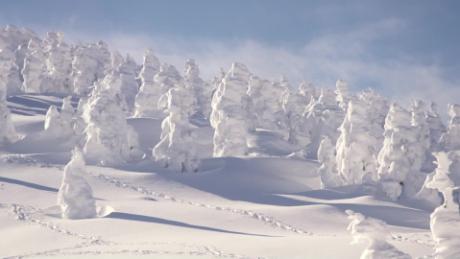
73, 97, 88, 146
135, 49, 160, 114
282, 81, 316, 157
426, 152, 460, 259
43, 32, 73, 94
346, 210, 411, 259
440, 104, 460, 151
413, 102, 449, 206
134, 63, 182, 118
210, 62, 253, 157
304, 88, 344, 158
138, 49, 160, 84
0, 25, 37, 94
251, 76, 290, 139
82, 72, 142, 165
409, 100, 433, 172
335, 79, 349, 111
72, 41, 111, 96
438, 104, 460, 186
22, 38, 49, 93
57, 148, 97, 219
377, 103, 419, 200
153, 81, 202, 172
184, 59, 213, 119
336, 91, 388, 185
427, 102, 446, 150
0, 49, 19, 144
318, 136, 343, 188
117, 54, 139, 113
44, 96, 75, 137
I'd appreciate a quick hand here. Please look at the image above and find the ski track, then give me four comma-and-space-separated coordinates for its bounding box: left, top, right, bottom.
4, 203, 106, 243
0, 155, 312, 235
92, 172, 312, 236
0, 156, 435, 255
7, 242, 257, 259
0, 204, 258, 259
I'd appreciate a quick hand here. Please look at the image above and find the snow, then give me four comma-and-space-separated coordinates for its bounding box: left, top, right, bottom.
57, 148, 97, 219
82, 72, 142, 166
426, 152, 460, 259
336, 91, 387, 185
134, 63, 182, 118
211, 63, 253, 157
0, 94, 438, 259
1, 25, 459, 258
347, 210, 411, 259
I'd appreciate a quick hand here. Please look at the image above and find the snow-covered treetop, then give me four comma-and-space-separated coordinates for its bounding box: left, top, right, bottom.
411, 100, 427, 126
120, 54, 138, 75
384, 103, 412, 130
139, 48, 160, 81
0, 49, 14, 76
439, 104, 460, 151
426, 152, 454, 191
347, 210, 390, 243
185, 59, 200, 79
228, 62, 251, 79
358, 89, 388, 124
298, 81, 316, 99
335, 79, 349, 110
43, 31, 65, 47
110, 51, 124, 72
143, 49, 161, 68
448, 104, 460, 126
0, 25, 38, 50
316, 88, 339, 110
65, 147, 86, 174
247, 75, 269, 97
156, 63, 182, 86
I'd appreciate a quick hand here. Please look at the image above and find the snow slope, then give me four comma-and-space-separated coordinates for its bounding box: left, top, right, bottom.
0, 95, 435, 258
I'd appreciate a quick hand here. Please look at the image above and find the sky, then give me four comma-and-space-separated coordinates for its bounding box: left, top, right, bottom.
1, 0, 459, 109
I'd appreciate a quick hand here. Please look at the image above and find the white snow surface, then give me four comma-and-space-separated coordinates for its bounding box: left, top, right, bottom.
0, 94, 438, 259
1, 25, 457, 259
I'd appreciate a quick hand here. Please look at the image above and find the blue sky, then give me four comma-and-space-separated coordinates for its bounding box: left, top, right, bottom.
1, 0, 459, 107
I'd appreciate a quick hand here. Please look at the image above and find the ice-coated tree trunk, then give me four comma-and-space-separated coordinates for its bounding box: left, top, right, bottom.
57, 148, 97, 219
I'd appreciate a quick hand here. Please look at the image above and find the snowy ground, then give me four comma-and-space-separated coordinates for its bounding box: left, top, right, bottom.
0, 95, 434, 259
